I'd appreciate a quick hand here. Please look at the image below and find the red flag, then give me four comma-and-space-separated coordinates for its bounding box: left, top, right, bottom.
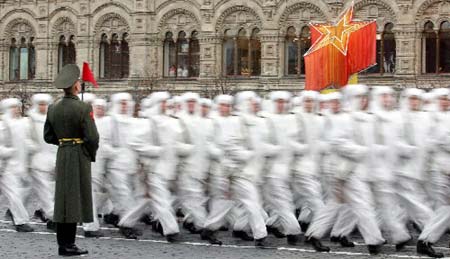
82, 62, 98, 88
304, 3, 376, 91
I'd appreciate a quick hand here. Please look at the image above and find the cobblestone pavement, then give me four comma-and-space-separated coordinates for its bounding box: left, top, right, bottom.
0, 197, 449, 258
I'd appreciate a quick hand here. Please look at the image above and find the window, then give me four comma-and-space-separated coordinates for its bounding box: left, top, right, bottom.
58, 35, 76, 72
285, 26, 311, 76
163, 31, 200, 78
222, 28, 261, 77
9, 37, 35, 81
366, 23, 396, 74
99, 33, 129, 79
439, 21, 450, 73
422, 21, 450, 74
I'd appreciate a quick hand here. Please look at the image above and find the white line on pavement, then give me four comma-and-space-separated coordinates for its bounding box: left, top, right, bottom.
0, 228, 448, 259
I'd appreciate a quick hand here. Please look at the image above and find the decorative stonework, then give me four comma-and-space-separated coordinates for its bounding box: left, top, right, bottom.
279, 2, 327, 33
354, 0, 397, 31
94, 13, 130, 38
4, 18, 35, 39
215, 6, 262, 34
158, 8, 200, 36
52, 17, 76, 39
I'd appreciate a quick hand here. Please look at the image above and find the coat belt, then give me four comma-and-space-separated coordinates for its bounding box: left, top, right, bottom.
59, 138, 84, 146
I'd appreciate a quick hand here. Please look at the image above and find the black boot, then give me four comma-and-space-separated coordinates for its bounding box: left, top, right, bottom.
232, 230, 254, 241
308, 237, 330, 252
15, 224, 34, 232
417, 240, 444, 258
176, 209, 185, 218
140, 214, 153, 225
219, 226, 229, 231
5, 209, 13, 221
84, 230, 104, 238
267, 226, 285, 238
103, 213, 119, 227
299, 222, 310, 233
395, 238, 412, 251
119, 227, 138, 239
330, 236, 340, 243
255, 237, 268, 248
368, 244, 382, 255
339, 236, 355, 247
34, 209, 49, 223
287, 234, 300, 245
188, 225, 203, 234
58, 244, 88, 256
166, 233, 179, 243
201, 229, 222, 245
183, 221, 194, 231
152, 221, 164, 236
46, 220, 56, 231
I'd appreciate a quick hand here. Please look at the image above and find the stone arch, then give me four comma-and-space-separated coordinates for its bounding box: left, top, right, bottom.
215, 5, 263, 35
51, 17, 76, 41
94, 13, 130, 41
3, 18, 36, 39
155, 0, 201, 14
47, 6, 79, 21
353, 0, 398, 32
157, 8, 201, 38
91, 2, 132, 17
414, 0, 450, 29
278, 2, 328, 35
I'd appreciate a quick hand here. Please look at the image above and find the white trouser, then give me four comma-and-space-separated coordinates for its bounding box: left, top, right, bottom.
427, 169, 448, 210
230, 176, 268, 239
27, 169, 55, 219
395, 176, 434, 230
306, 175, 385, 245
293, 173, 324, 224
330, 204, 357, 238
419, 206, 450, 243
0, 172, 30, 225
264, 177, 302, 235
107, 164, 136, 217
178, 174, 208, 229
371, 181, 411, 244
119, 172, 179, 235
203, 168, 235, 231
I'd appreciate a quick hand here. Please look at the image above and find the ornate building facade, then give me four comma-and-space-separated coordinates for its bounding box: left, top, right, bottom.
0, 0, 449, 95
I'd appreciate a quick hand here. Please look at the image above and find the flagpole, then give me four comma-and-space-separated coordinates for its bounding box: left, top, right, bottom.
81, 82, 85, 101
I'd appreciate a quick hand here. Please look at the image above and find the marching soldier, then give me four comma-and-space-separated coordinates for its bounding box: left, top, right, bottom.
44, 64, 99, 256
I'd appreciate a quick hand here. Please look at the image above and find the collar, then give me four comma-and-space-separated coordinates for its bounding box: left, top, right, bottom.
64, 94, 80, 101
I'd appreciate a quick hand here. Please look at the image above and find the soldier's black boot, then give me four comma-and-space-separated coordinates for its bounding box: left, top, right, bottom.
368, 244, 383, 255
201, 229, 222, 245
308, 237, 330, 252
267, 226, 286, 238
330, 236, 340, 242
119, 227, 138, 240
166, 233, 179, 243
140, 214, 153, 226
58, 244, 88, 256
232, 230, 254, 241
255, 237, 268, 248
417, 240, 444, 258
103, 213, 119, 227
34, 209, 49, 223
339, 236, 355, 247
46, 220, 56, 231
15, 224, 34, 232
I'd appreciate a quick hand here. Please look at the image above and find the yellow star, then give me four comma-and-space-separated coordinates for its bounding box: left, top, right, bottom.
306, 5, 370, 56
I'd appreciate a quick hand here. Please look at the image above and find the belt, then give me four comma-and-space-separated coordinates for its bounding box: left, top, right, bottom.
59, 138, 84, 145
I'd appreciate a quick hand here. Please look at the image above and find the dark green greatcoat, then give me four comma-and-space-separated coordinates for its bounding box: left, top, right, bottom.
44, 94, 99, 223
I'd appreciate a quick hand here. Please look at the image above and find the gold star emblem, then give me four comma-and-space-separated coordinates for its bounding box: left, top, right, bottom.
306, 5, 372, 56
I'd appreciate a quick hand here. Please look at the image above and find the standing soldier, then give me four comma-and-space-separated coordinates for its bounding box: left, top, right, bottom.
44, 64, 99, 256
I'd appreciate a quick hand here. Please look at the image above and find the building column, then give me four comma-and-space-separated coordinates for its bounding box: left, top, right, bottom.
393, 25, 416, 78
260, 30, 280, 78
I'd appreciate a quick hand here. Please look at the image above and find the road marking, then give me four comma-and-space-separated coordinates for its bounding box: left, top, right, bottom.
0, 219, 118, 231
0, 228, 448, 259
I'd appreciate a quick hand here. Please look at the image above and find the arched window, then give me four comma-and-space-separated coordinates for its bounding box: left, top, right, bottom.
58, 35, 76, 72
163, 31, 200, 78
285, 26, 311, 76
439, 21, 450, 73
366, 23, 396, 74
99, 33, 129, 79
222, 28, 261, 77
9, 37, 35, 81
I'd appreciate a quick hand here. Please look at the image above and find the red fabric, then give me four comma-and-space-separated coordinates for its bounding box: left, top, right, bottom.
304, 5, 376, 91
82, 62, 98, 88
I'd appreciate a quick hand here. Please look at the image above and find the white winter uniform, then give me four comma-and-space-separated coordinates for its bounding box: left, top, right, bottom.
307, 86, 385, 246
27, 94, 57, 220
104, 93, 139, 218
83, 98, 114, 232
394, 88, 434, 230
418, 90, 450, 244
0, 98, 33, 225
264, 91, 302, 236
368, 86, 411, 244
176, 92, 209, 230
291, 91, 325, 225
119, 92, 180, 236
